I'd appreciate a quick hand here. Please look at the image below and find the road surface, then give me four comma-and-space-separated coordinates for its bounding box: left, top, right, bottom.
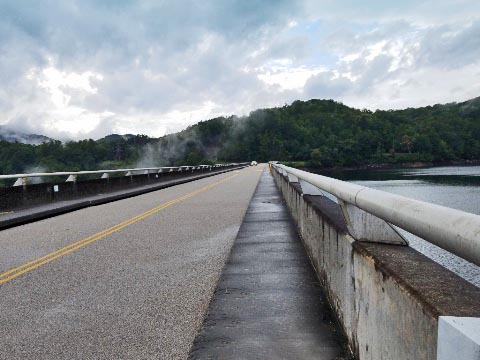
0, 166, 264, 359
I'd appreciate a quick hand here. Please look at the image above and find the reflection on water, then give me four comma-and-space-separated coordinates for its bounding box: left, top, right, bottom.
402, 166, 480, 177
315, 165, 480, 287
322, 165, 480, 187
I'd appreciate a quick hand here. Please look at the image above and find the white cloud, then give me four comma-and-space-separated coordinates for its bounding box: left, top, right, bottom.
0, 1, 479, 140
13, 61, 111, 138
304, 72, 354, 99
257, 66, 325, 90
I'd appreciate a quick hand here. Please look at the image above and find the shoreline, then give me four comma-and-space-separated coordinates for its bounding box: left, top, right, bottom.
294, 158, 480, 173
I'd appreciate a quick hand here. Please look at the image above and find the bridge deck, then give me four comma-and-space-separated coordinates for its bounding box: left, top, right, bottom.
0, 167, 262, 359
190, 169, 350, 359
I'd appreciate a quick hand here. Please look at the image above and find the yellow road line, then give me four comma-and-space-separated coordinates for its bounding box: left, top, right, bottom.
0, 172, 240, 285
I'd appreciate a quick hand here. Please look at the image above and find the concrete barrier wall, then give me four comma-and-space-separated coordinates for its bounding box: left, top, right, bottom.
272, 169, 480, 360
0, 165, 241, 212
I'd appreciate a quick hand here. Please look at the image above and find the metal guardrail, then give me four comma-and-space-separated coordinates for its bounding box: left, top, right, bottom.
273, 163, 480, 267
0, 164, 240, 186
0, 163, 248, 213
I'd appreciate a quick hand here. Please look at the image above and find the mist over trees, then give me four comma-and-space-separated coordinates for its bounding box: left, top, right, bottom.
1, 97, 480, 174
0, 135, 152, 174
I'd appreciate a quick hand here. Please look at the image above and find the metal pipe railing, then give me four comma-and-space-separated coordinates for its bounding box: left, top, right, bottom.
0, 163, 251, 188
273, 163, 480, 267
0, 164, 228, 180
0, 164, 246, 185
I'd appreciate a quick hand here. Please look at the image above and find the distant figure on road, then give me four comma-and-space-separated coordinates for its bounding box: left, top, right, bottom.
250, 161, 258, 166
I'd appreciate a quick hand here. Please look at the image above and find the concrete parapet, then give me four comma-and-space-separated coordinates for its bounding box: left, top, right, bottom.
0, 165, 240, 212
437, 317, 480, 359
272, 169, 480, 360
0, 165, 246, 230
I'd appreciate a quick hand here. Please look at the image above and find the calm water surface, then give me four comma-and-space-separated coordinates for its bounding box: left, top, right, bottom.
317, 165, 480, 287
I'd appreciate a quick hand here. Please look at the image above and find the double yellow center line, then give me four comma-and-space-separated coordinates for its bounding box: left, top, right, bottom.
0, 172, 239, 285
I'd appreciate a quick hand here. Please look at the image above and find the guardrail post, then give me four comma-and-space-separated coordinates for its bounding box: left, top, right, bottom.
299, 179, 325, 196
338, 200, 408, 245
65, 175, 77, 183
13, 177, 27, 189
13, 177, 28, 207
125, 171, 134, 185
287, 173, 299, 183
66, 174, 78, 198
101, 173, 109, 191
13, 178, 28, 206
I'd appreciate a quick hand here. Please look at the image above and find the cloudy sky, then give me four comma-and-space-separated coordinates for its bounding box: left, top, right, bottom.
1, 0, 480, 140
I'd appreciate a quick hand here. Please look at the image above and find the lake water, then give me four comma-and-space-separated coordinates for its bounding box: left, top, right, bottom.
316, 165, 480, 287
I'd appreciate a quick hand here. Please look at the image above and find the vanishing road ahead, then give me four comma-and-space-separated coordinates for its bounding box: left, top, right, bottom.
0, 165, 264, 359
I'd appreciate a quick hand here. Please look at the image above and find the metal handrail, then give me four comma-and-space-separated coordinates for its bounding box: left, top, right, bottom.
274, 163, 480, 267
0, 164, 231, 180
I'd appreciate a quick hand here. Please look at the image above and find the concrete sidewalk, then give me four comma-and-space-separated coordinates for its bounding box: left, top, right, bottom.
0, 166, 245, 230
189, 168, 351, 359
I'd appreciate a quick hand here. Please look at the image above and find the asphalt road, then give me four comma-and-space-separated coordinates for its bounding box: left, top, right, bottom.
0, 166, 264, 359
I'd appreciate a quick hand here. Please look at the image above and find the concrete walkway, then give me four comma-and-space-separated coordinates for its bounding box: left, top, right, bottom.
189, 169, 350, 359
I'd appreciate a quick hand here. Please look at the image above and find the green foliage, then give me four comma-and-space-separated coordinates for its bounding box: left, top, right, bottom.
1, 97, 480, 174
0, 135, 154, 174
215, 97, 480, 167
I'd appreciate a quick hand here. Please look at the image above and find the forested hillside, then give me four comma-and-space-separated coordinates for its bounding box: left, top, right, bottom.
1, 97, 480, 174
153, 97, 480, 167
217, 97, 480, 166
0, 135, 153, 174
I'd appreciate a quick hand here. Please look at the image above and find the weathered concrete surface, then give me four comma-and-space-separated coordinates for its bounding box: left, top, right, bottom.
0, 165, 245, 230
272, 169, 480, 360
437, 316, 480, 359
0, 167, 262, 359
190, 169, 351, 359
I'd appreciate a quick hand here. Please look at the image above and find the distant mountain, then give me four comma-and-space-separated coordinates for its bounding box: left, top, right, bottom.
0, 126, 54, 145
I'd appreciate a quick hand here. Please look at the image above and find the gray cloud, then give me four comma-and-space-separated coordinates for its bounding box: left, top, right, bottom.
0, 0, 303, 138
418, 21, 480, 69
304, 72, 353, 99
0, 0, 479, 139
